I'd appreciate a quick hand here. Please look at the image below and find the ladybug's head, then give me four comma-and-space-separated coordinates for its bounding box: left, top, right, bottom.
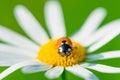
55, 37, 73, 56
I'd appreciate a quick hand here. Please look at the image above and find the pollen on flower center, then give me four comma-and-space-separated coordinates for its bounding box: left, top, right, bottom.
37, 37, 86, 67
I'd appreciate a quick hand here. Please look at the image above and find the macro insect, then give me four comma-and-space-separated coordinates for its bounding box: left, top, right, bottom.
55, 37, 73, 56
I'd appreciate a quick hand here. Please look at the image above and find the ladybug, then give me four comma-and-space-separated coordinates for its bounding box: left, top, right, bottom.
55, 37, 73, 56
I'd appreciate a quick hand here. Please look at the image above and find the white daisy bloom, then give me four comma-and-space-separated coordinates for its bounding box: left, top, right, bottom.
0, 1, 120, 80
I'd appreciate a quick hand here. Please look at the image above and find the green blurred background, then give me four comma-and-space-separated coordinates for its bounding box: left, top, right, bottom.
0, 0, 120, 80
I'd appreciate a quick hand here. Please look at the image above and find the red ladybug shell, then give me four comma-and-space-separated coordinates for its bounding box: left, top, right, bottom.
55, 37, 73, 49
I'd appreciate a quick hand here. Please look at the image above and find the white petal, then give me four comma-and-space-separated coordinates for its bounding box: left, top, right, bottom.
66, 65, 99, 80
0, 44, 35, 66
87, 51, 120, 61
45, 67, 64, 79
0, 26, 39, 52
88, 27, 120, 52
22, 62, 51, 73
14, 5, 49, 45
83, 19, 120, 47
0, 52, 33, 66
0, 60, 37, 80
0, 43, 36, 58
45, 1, 66, 39
85, 63, 120, 73
71, 8, 106, 44
48, 0, 58, 1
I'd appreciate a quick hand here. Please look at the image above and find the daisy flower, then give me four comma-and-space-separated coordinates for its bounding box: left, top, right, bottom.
0, 1, 120, 80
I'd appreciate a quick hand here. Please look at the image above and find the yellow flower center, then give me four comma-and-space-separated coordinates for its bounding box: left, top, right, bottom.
37, 38, 86, 67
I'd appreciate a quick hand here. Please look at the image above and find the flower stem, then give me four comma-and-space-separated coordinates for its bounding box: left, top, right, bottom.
61, 70, 66, 80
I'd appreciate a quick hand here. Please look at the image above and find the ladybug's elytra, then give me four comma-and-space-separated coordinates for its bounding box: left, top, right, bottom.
55, 37, 73, 56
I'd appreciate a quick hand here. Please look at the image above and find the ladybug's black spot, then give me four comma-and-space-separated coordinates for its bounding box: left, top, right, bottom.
62, 40, 66, 44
